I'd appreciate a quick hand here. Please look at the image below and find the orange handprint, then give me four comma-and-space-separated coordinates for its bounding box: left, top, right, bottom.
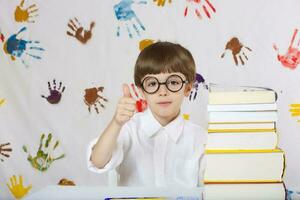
7, 175, 32, 199
67, 18, 95, 44
153, 0, 171, 7
14, 0, 38, 23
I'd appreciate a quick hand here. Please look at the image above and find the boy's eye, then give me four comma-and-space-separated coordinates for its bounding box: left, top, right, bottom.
167, 78, 181, 85
147, 81, 157, 87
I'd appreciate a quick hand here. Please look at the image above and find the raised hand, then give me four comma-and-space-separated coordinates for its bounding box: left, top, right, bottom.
67, 18, 95, 44
130, 83, 147, 112
7, 175, 32, 199
153, 0, 171, 7
23, 133, 65, 172
113, 84, 137, 126
114, 0, 146, 38
14, 0, 38, 23
184, 0, 216, 19
221, 37, 252, 66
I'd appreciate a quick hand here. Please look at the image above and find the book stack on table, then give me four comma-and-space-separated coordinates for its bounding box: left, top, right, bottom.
203, 84, 286, 200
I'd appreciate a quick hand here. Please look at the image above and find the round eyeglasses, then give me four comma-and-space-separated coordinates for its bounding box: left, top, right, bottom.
141, 74, 188, 94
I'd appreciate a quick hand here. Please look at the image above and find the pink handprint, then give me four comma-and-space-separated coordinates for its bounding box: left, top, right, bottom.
184, 0, 216, 20
273, 29, 300, 69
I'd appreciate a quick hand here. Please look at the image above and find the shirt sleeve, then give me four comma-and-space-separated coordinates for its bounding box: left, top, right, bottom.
87, 123, 131, 174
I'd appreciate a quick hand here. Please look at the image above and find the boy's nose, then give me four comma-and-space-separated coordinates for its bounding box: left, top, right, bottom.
157, 84, 168, 96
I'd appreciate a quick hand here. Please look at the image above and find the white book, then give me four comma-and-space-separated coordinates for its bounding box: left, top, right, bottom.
206, 131, 278, 150
207, 103, 277, 112
204, 149, 285, 183
208, 111, 277, 123
204, 183, 286, 200
208, 122, 275, 130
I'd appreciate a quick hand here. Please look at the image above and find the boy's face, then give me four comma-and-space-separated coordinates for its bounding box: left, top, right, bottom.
139, 72, 192, 125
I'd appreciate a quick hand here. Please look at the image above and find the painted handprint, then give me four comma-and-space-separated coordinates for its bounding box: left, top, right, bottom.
0, 142, 12, 162
130, 83, 147, 112
273, 29, 300, 69
14, 0, 38, 23
0, 98, 5, 106
184, 0, 216, 20
1, 27, 44, 67
221, 37, 252, 66
84, 86, 108, 114
289, 104, 300, 123
67, 18, 95, 44
139, 39, 155, 51
189, 73, 207, 101
41, 79, 65, 104
153, 0, 171, 7
58, 178, 76, 186
7, 175, 32, 199
114, 0, 147, 38
23, 133, 65, 172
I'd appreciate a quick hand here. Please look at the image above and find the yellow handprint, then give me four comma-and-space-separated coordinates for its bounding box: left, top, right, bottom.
0, 98, 5, 106
289, 104, 300, 123
7, 175, 32, 199
14, 0, 38, 23
153, 0, 171, 7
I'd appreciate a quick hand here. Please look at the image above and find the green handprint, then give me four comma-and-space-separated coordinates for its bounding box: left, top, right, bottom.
23, 133, 65, 172
7, 175, 32, 199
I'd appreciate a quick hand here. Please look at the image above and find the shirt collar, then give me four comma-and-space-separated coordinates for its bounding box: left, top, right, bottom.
140, 108, 185, 143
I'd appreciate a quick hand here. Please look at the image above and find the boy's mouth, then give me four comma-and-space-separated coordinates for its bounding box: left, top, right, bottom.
157, 101, 172, 107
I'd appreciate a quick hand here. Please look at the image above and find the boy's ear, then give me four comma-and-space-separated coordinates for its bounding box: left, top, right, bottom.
184, 83, 193, 97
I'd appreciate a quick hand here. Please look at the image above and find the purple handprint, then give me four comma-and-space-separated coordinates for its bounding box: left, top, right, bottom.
189, 73, 207, 101
41, 79, 65, 104
114, 0, 146, 38
1, 27, 44, 67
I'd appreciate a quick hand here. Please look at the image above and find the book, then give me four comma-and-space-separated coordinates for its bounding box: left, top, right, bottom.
208, 91, 276, 105
208, 122, 275, 131
207, 103, 277, 112
204, 149, 285, 183
208, 111, 277, 123
208, 83, 277, 105
204, 182, 286, 200
206, 130, 278, 150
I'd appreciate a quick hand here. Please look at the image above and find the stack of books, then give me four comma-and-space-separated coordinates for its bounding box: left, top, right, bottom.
203, 84, 286, 200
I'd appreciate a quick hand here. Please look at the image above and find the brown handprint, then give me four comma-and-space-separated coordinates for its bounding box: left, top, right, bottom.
221, 37, 252, 66
67, 18, 95, 44
84, 87, 108, 114
14, 0, 38, 23
0, 142, 12, 162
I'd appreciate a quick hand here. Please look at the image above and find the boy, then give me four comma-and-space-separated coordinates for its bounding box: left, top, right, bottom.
87, 42, 206, 187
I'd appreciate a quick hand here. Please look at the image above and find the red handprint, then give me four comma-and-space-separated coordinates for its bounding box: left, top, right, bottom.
130, 83, 147, 112
184, 0, 216, 20
273, 29, 300, 69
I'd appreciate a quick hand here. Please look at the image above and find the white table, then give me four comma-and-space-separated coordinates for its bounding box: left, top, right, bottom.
23, 186, 204, 200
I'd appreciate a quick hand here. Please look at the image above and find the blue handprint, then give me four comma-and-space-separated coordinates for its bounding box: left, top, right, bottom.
189, 73, 207, 101
2, 27, 44, 67
114, 0, 147, 38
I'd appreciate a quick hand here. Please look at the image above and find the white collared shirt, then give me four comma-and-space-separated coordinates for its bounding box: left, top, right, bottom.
87, 109, 207, 187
